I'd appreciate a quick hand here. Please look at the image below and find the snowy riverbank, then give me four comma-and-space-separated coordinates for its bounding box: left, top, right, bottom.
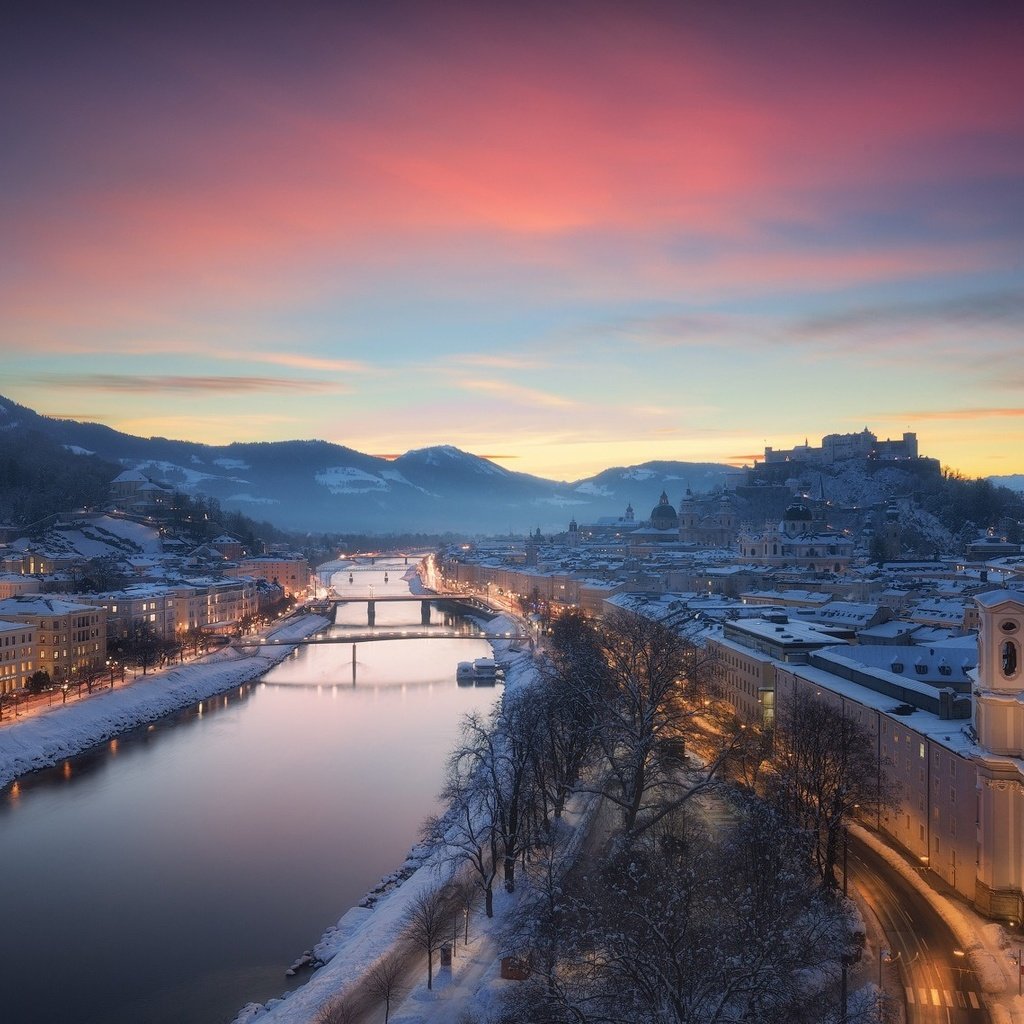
0, 613, 330, 791
232, 616, 540, 1024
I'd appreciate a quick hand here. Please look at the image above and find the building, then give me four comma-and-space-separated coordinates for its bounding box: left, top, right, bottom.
972, 590, 1024, 918
705, 588, 1024, 916
762, 429, 919, 466
0, 596, 106, 684
737, 503, 855, 571
0, 619, 36, 694
226, 555, 309, 598
678, 490, 738, 547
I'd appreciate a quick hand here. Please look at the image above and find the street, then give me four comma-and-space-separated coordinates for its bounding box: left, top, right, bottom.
849, 832, 990, 1023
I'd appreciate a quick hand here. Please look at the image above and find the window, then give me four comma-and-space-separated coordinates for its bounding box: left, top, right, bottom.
1002, 640, 1018, 677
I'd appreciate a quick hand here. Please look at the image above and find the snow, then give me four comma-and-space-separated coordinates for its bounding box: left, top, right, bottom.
315, 466, 391, 494
574, 482, 613, 497
230, 616, 542, 1024
380, 469, 437, 496
228, 493, 281, 505
126, 458, 249, 489
62, 444, 95, 456
214, 457, 251, 469
851, 822, 1024, 1022
0, 614, 329, 791
533, 495, 588, 508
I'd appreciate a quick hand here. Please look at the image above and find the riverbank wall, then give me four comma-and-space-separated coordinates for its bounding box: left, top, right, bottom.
0, 613, 330, 791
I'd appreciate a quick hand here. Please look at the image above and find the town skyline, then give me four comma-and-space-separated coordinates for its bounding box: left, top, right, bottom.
4, 1, 1023, 480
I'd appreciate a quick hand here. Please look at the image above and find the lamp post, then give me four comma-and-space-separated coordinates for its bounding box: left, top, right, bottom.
878, 947, 900, 988
1011, 948, 1024, 997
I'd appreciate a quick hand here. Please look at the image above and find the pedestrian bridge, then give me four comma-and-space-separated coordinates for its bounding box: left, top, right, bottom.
233, 627, 532, 647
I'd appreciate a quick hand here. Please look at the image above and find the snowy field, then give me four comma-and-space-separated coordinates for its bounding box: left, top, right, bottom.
0, 613, 330, 791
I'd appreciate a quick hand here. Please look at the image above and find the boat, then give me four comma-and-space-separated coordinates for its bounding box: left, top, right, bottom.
455, 658, 504, 686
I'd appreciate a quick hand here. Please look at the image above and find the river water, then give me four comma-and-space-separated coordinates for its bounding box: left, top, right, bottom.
0, 563, 500, 1024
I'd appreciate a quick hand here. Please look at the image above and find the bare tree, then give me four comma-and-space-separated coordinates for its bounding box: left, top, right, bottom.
502, 794, 852, 1024
424, 753, 501, 917
449, 874, 481, 946
365, 951, 404, 1024
532, 610, 603, 821
403, 885, 449, 991
589, 607, 737, 838
314, 995, 356, 1024
770, 690, 893, 888
451, 699, 540, 893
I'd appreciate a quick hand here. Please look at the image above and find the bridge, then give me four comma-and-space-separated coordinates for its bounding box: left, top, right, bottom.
233, 628, 531, 647
311, 591, 494, 626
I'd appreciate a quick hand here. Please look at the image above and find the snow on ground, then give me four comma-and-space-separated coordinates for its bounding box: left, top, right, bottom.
315, 467, 391, 494
0, 614, 328, 790
233, 620, 546, 1024
851, 822, 1024, 1024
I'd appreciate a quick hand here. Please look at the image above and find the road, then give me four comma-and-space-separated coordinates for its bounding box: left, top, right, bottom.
848, 832, 990, 1022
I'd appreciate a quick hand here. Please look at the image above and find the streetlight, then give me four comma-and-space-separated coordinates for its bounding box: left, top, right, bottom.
878, 947, 900, 988
1008, 948, 1023, 996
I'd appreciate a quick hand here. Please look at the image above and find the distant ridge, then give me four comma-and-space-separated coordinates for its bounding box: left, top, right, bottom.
0, 394, 737, 533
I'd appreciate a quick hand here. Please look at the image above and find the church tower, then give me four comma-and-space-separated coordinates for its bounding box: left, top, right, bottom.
567, 516, 580, 548
680, 488, 698, 542
973, 590, 1024, 918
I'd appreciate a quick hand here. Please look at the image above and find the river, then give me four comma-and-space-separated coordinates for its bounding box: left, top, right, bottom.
0, 562, 501, 1024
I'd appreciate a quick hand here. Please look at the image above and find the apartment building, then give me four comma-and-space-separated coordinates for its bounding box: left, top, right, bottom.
0, 596, 106, 684
0, 619, 36, 694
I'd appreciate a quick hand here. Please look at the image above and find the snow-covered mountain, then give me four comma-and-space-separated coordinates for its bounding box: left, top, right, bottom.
0, 395, 738, 533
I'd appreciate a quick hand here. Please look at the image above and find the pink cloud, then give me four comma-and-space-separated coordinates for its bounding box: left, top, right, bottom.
2, 4, 1022, 370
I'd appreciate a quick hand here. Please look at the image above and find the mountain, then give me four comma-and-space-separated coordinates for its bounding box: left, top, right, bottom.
0, 395, 738, 534
990, 475, 1024, 494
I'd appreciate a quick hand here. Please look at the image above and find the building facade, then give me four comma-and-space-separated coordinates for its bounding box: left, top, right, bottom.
0, 597, 106, 685
0, 619, 36, 694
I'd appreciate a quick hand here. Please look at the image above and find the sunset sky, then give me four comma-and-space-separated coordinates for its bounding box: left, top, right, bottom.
2, 0, 1022, 481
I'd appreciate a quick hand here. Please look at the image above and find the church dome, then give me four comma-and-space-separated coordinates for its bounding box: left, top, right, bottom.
650, 491, 679, 530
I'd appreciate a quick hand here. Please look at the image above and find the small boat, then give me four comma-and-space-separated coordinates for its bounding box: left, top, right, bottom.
456, 658, 504, 686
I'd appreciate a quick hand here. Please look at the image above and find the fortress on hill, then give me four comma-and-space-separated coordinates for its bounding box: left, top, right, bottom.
762, 428, 919, 466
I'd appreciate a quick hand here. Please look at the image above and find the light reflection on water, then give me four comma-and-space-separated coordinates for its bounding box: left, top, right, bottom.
0, 563, 499, 1024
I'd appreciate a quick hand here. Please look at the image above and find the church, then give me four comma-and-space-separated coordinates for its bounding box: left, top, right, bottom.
737, 502, 855, 571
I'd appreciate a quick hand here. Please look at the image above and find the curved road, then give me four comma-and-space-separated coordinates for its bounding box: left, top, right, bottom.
848, 833, 990, 1023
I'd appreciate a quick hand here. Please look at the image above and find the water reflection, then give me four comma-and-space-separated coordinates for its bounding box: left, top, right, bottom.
0, 560, 500, 1024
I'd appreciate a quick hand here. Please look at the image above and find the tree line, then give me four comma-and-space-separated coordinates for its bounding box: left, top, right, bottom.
318, 606, 893, 1023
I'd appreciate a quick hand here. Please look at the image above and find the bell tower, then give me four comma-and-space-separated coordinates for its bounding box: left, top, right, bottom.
972, 590, 1024, 919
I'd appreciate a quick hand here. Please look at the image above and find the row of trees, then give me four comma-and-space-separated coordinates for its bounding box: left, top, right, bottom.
422, 608, 741, 928
316, 604, 892, 1023
475, 607, 889, 1024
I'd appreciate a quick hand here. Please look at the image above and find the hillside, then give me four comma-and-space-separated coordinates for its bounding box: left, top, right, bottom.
1, 394, 1020, 539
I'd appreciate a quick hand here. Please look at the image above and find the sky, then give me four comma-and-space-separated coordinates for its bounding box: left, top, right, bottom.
2, 0, 1023, 482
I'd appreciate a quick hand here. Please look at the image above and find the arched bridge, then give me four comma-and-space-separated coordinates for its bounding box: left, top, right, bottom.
232, 627, 532, 648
